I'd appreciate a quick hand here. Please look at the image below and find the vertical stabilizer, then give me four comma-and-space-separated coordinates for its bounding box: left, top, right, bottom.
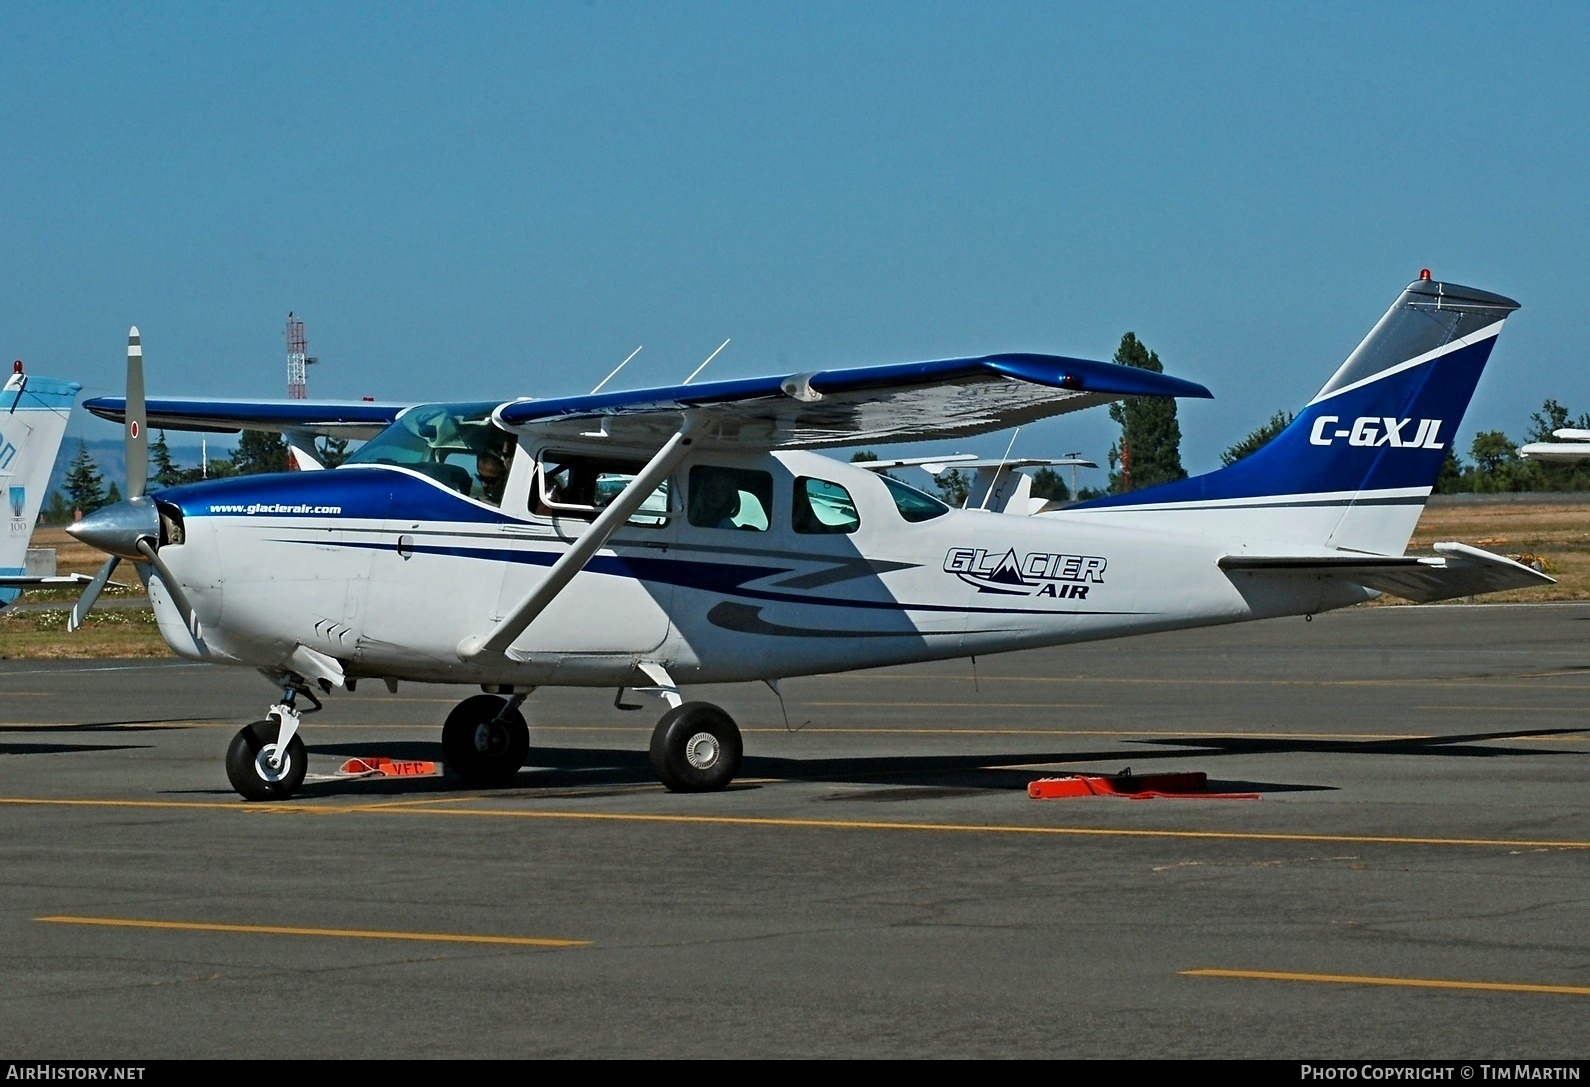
0, 368, 82, 602
1063, 276, 1520, 555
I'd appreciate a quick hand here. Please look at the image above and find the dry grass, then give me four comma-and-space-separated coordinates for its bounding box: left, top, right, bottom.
0, 608, 174, 659
1403, 500, 1590, 604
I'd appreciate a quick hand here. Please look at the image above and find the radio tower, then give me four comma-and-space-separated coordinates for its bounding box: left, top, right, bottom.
285, 312, 314, 399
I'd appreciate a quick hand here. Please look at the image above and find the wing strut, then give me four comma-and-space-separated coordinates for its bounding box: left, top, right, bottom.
457, 413, 701, 661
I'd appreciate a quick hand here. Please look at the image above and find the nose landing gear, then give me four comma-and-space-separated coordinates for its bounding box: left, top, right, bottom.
225, 685, 316, 801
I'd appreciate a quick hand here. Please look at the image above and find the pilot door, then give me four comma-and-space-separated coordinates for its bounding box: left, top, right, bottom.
490, 448, 675, 656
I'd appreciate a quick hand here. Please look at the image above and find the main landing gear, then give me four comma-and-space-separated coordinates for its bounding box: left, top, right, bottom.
441, 693, 530, 787
649, 701, 742, 793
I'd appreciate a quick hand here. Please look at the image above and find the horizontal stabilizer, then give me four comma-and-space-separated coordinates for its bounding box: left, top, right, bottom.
1219, 542, 1553, 603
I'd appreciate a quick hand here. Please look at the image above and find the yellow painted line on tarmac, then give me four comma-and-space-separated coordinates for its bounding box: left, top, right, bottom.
4, 797, 1590, 850
35, 915, 586, 948
820, 673, 1590, 691
1182, 968, 1590, 997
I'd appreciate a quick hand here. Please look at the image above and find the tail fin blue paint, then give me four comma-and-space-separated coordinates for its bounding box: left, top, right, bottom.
1065, 277, 1520, 554
0, 367, 81, 604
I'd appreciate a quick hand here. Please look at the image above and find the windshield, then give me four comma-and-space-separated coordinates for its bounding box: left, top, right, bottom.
345, 402, 517, 504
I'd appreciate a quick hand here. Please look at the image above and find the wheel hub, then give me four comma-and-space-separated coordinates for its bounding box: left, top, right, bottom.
254, 742, 292, 783
684, 731, 720, 770
473, 720, 508, 757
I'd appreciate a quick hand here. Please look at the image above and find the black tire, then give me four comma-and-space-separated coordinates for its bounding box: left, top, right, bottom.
225, 717, 308, 802
649, 702, 742, 793
441, 695, 529, 786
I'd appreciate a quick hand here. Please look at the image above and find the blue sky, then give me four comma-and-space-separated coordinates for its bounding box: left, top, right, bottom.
3, 2, 1586, 480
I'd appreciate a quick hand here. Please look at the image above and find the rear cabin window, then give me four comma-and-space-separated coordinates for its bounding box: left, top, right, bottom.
688, 466, 772, 531
793, 477, 860, 534
881, 475, 950, 522
533, 452, 670, 526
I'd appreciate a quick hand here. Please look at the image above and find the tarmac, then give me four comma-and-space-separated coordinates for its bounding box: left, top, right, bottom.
2, 602, 1588, 1058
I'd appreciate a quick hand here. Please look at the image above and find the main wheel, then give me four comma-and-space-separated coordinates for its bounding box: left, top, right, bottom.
649, 702, 742, 793
441, 695, 529, 786
225, 716, 308, 802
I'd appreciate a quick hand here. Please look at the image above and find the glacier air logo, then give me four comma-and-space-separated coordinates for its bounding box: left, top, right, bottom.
944, 547, 1106, 599
1308, 416, 1444, 449
9, 486, 23, 518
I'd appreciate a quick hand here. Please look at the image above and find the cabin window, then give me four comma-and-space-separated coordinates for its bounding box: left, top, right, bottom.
344, 402, 517, 505
880, 474, 950, 522
793, 477, 860, 535
688, 466, 772, 531
533, 452, 670, 526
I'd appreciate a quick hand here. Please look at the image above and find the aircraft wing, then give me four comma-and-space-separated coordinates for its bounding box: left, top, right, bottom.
1219, 542, 1554, 603
82, 397, 410, 440
494, 354, 1212, 450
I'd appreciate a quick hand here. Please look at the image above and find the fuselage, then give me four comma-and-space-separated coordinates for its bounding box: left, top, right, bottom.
145, 447, 1369, 689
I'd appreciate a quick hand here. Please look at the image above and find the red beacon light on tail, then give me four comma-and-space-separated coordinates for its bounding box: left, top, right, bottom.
12, 360, 22, 375
1420, 268, 1432, 281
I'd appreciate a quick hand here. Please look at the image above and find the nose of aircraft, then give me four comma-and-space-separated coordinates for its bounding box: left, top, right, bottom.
66, 496, 161, 561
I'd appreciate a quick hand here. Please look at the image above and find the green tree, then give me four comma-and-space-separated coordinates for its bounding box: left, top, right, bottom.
1468, 430, 1525, 492
1221, 410, 1294, 467
41, 490, 71, 525
315, 435, 352, 468
231, 430, 289, 475
105, 481, 122, 505
63, 441, 107, 515
1434, 448, 1467, 494
1030, 467, 1069, 503
150, 430, 186, 488
1106, 333, 1186, 493
937, 469, 970, 507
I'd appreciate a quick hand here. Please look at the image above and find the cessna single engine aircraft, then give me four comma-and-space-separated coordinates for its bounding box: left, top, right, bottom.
70, 274, 1550, 801
0, 361, 92, 604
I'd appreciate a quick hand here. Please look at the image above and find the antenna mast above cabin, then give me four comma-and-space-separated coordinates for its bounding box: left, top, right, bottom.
285, 312, 317, 399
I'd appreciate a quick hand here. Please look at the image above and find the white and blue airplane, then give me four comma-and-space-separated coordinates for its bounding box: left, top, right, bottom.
0, 361, 91, 604
69, 275, 1551, 801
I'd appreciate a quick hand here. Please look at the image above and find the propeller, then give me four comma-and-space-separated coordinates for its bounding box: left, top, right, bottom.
67, 327, 186, 633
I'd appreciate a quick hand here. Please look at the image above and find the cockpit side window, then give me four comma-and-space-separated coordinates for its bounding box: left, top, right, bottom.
344, 402, 517, 505
880, 474, 950, 522
532, 452, 670, 527
793, 477, 860, 534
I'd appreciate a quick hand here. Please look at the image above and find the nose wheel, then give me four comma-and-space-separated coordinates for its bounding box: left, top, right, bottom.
226, 712, 308, 802
441, 694, 530, 786
649, 702, 742, 792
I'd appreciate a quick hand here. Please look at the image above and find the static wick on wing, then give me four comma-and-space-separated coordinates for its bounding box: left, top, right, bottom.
682, 339, 731, 385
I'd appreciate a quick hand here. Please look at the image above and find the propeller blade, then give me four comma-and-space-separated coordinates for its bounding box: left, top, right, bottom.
135, 539, 199, 638
126, 326, 147, 500
67, 556, 120, 633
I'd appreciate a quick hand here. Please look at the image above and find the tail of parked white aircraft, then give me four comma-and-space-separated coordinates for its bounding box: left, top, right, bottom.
0, 362, 85, 606
1063, 273, 1520, 556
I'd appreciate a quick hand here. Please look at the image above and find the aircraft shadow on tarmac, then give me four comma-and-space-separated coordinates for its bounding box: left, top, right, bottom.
152, 722, 1590, 799
1, 742, 150, 756
0, 718, 204, 734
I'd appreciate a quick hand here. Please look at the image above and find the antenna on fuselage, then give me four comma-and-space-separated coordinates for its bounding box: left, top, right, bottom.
590, 345, 643, 395
682, 338, 730, 385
